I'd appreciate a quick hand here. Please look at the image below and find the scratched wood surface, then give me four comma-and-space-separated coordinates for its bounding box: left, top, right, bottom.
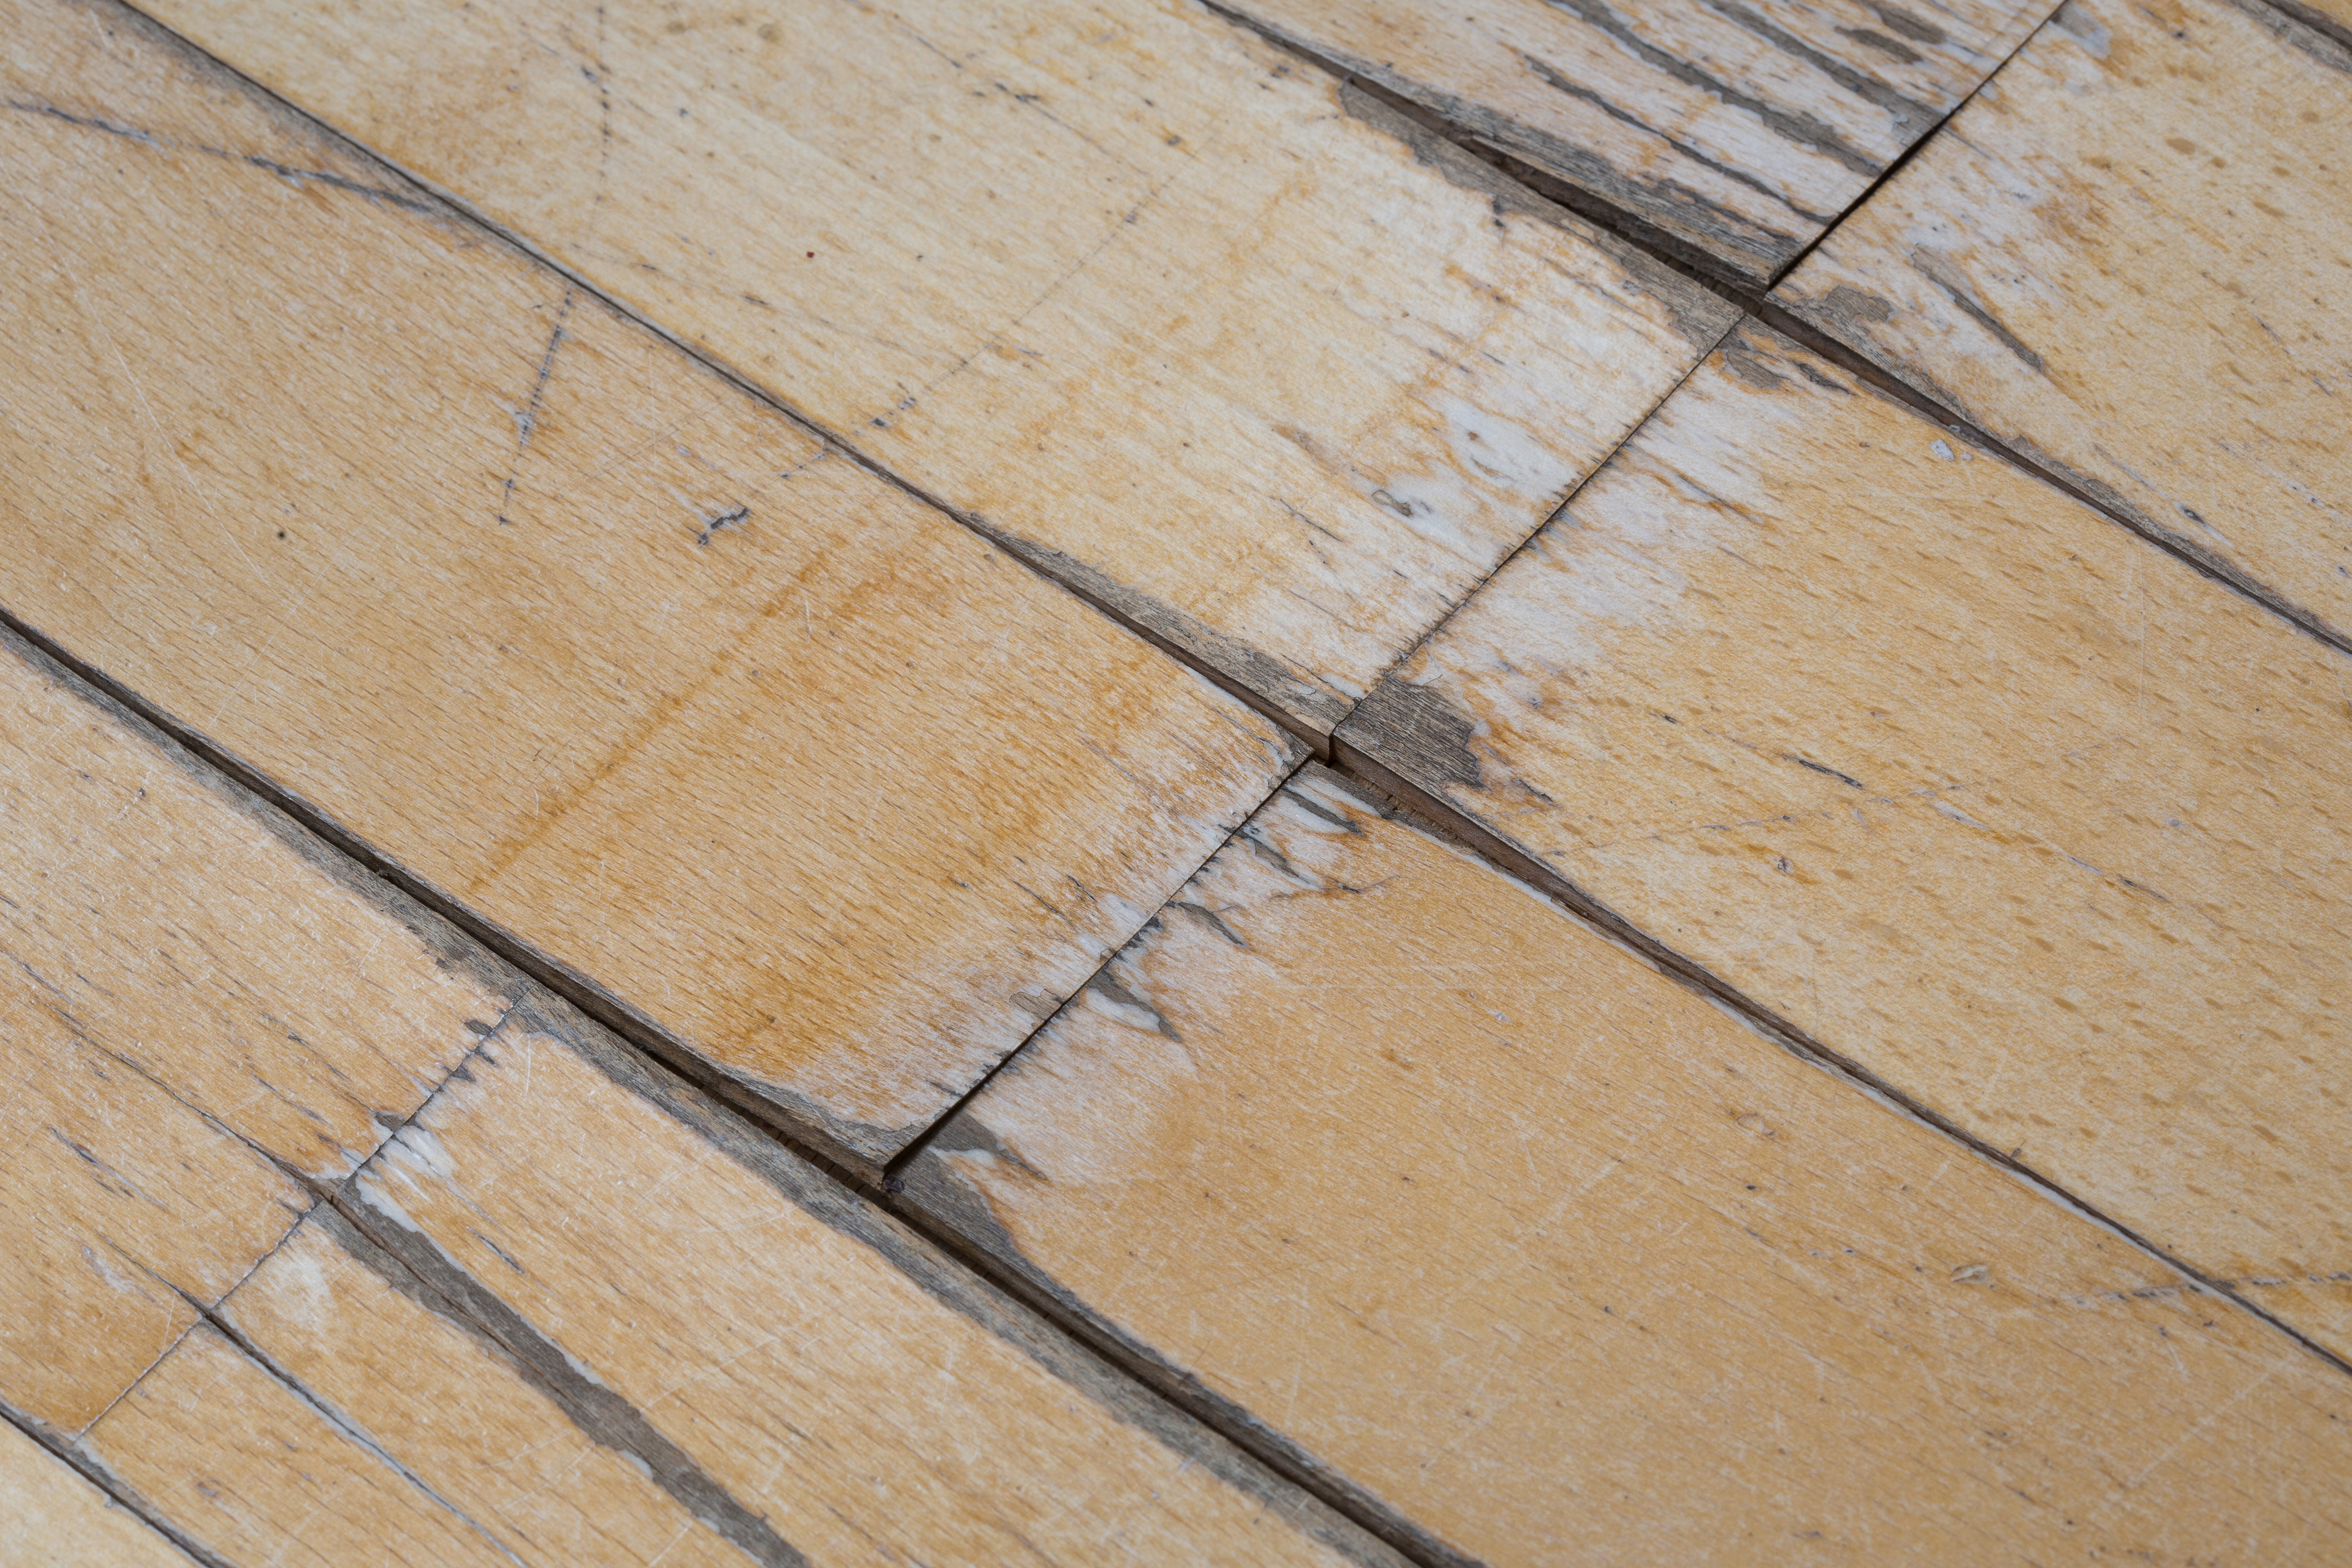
3, 612, 1399, 1565
1777, 0, 2352, 645
902, 765, 2352, 1566
0, 1418, 191, 1568
1, 0, 1303, 1171
135, 0, 1735, 739
1224, 0, 2054, 283
0, 626, 504, 1437
1339, 324, 2352, 1361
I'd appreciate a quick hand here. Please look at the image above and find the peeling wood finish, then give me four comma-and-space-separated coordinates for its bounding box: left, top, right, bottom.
134, 0, 1731, 734
1, 0, 1301, 1169
0, 1419, 191, 1567
902, 766, 2352, 1565
1776, 0, 2352, 642
1338, 326, 2352, 1360
0, 628, 504, 1435
1222, 0, 2056, 282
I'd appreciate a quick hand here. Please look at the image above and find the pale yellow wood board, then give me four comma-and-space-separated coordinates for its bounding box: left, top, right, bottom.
310, 1004, 1392, 1566
1338, 325, 2352, 1356
85, 1324, 523, 1568
906, 766, 2352, 1565
0, 627, 511, 1434
2, 0, 1301, 1167
0, 1419, 191, 1568
1777, 0, 2352, 643
133, 0, 1733, 733
1225, 0, 2054, 282
215, 1218, 748, 1566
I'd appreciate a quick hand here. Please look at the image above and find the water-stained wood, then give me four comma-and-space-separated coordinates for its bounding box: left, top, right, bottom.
1777, 0, 2352, 646
901, 766, 2352, 1566
0, 624, 505, 1436
133, 0, 1734, 737
1338, 325, 2352, 1360
0, 1419, 191, 1567
1222, 0, 2055, 284
2, 0, 1301, 1171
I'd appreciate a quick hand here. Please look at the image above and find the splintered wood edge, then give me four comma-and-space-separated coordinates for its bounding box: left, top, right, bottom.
0, 613, 1407, 1568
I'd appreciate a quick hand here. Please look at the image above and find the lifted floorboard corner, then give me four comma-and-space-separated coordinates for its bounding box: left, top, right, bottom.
1336, 324, 2352, 1358
898, 766, 2352, 1567
1, 0, 1301, 1173
170, 1007, 1404, 1566
1775, 0, 2352, 645
135, 0, 1735, 739
0, 623, 510, 1438
0, 1418, 191, 1567
1217, 0, 2055, 286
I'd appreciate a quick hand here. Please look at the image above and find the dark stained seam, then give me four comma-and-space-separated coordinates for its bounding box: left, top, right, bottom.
1517, 52, 1840, 225
1698, 0, 1942, 135
1536, 0, 1887, 176
4, 96, 438, 212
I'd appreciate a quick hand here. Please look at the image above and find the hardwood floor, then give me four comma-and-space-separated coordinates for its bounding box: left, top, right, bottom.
4, 0, 2345, 1559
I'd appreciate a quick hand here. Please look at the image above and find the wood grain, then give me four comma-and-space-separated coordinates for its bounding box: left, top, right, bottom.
1776, 0, 2352, 645
275, 994, 1396, 1567
1222, 0, 2054, 283
2, 0, 1302, 1169
0, 623, 512, 1435
133, 0, 1734, 736
1338, 324, 2352, 1359
904, 765, 2352, 1566
0, 1419, 191, 1568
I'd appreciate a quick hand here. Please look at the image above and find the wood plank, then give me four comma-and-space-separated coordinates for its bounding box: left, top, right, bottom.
0, 1418, 192, 1568
131, 0, 1735, 737
1337, 324, 2352, 1359
902, 765, 2352, 1566
1, 0, 1303, 1170
1775, 0, 2352, 645
85, 1324, 528, 1568
1222, 0, 2054, 284
3, 576, 1400, 1561
278, 991, 1396, 1566
0, 624, 509, 1435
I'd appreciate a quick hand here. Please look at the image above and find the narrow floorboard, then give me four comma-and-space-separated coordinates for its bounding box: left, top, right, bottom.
1221, 0, 2054, 283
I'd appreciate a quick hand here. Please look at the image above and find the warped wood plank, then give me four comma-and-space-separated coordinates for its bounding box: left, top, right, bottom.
0, 625, 509, 1435
902, 765, 2352, 1566
0, 1418, 191, 1568
1338, 325, 2352, 1359
1223, 0, 2054, 284
1776, 0, 2352, 644
134, 0, 1735, 738
1, 0, 1301, 1170
7, 581, 1400, 1563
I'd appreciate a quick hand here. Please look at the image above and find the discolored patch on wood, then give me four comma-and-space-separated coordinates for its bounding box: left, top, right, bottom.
1777, 0, 2352, 647
1343, 323, 2352, 1359
1213, 0, 2055, 283
3, 0, 1304, 1167
903, 761, 2352, 1564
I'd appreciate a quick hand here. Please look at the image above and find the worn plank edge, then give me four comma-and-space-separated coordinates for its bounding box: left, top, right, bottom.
0, 611, 1412, 1567
3, 1399, 227, 1568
